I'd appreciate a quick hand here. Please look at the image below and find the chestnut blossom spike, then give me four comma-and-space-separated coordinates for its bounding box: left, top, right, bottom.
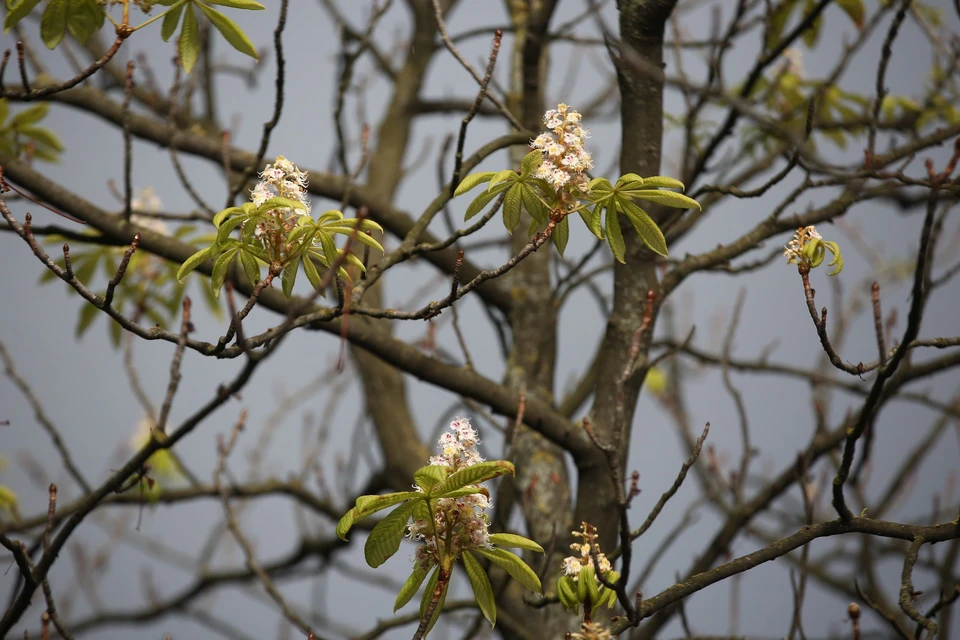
562, 522, 611, 582
130, 187, 169, 236
783, 225, 822, 264
530, 103, 593, 211
407, 418, 492, 569
246, 155, 312, 243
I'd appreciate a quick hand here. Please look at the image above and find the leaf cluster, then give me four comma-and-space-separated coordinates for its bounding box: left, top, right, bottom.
337, 460, 543, 635
177, 202, 382, 299
0, 100, 63, 162
802, 236, 843, 276
454, 150, 699, 261
3, 0, 264, 73
154, 0, 265, 74
40, 225, 219, 346
4, 0, 103, 48
556, 568, 621, 618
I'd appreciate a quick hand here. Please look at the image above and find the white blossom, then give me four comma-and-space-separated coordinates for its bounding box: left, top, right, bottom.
783, 225, 822, 264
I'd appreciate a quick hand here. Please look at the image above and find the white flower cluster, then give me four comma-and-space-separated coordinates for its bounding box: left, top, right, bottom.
130, 187, 168, 236
428, 417, 484, 469
531, 103, 593, 199
561, 522, 611, 582
783, 225, 822, 264
570, 622, 614, 640
408, 418, 491, 568
248, 155, 311, 241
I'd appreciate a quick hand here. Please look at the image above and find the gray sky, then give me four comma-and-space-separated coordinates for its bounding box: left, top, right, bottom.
1, 1, 959, 638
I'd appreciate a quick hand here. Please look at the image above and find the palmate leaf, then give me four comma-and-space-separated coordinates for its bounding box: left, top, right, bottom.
463, 551, 496, 627
364, 501, 415, 568
431, 460, 514, 496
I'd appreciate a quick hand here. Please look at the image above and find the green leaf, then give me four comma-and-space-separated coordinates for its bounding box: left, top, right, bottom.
75, 300, 99, 337
432, 460, 515, 496
39, 0, 67, 47
4, 0, 43, 33
620, 199, 668, 257
108, 316, 122, 347
802, 0, 822, 47
463, 551, 496, 627
519, 150, 542, 177
216, 214, 247, 246
19, 126, 63, 151
211, 247, 238, 298
364, 502, 415, 568
205, 0, 266, 11
557, 575, 579, 611
766, 0, 797, 51
281, 257, 299, 297
256, 196, 308, 216
324, 226, 384, 253
587, 177, 613, 194
630, 189, 701, 210
519, 184, 548, 225
179, 2, 200, 74
502, 184, 522, 232
413, 465, 448, 493
582, 565, 599, 606
302, 251, 323, 291
464, 188, 502, 221
489, 533, 543, 553
176, 246, 213, 282
395, 563, 429, 612
195, 2, 259, 59
552, 215, 569, 257
212, 206, 244, 228
65, 0, 103, 44
488, 169, 516, 190
337, 491, 421, 540
835, 0, 864, 28
474, 548, 541, 593
454, 171, 495, 197
635, 176, 685, 191
579, 203, 604, 239
9, 103, 48, 128
604, 205, 626, 264
161, 0, 186, 41
203, 0, 265, 8
239, 249, 260, 285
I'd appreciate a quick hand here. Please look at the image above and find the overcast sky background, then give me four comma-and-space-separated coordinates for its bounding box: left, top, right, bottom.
1, 0, 959, 638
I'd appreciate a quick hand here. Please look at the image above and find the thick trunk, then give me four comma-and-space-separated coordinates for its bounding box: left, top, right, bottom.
575, 0, 677, 575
